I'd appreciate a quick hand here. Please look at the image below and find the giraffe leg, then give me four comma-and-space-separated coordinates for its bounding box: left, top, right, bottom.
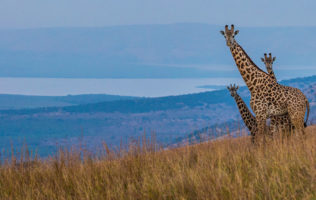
288, 113, 305, 135
255, 115, 267, 144
271, 115, 292, 139
269, 118, 279, 139
288, 105, 306, 135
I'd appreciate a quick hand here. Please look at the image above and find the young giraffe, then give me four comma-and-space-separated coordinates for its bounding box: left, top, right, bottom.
220, 25, 309, 138
261, 53, 310, 127
227, 84, 293, 141
227, 84, 257, 141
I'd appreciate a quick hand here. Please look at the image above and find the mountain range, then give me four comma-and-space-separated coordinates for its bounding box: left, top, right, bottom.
0, 24, 316, 78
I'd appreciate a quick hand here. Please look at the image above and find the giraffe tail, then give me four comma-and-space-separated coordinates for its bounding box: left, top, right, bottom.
304, 99, 310, 128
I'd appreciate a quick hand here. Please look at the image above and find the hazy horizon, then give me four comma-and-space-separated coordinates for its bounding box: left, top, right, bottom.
0, 74, 314, 97
1, 1, 316, 96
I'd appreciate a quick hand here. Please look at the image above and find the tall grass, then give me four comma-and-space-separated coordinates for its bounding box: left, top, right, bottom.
0, 127, 315, 200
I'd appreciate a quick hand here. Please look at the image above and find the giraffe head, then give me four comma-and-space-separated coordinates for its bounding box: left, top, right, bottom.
227, 84, 239, 97
261, 53, 276, 71
220, 24, 239, 47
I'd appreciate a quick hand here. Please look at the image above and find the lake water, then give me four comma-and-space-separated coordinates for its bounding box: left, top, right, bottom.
0, 78, 245, 97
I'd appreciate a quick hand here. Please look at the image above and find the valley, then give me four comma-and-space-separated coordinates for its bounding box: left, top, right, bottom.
0, 75, 315, 157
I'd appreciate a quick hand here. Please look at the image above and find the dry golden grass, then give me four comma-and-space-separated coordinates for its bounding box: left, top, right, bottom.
0, 126, 316, 200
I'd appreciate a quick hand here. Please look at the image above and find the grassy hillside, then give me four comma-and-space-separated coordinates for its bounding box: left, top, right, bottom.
1, 126, 315, 199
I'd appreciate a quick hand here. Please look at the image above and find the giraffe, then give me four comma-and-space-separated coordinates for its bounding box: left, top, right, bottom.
227, 84, 257, 141
220, 25, 309, 138
227, 84, 294, 141
261, 52, 310, 128
261, 53, 276, 81
261, 53, 293, 133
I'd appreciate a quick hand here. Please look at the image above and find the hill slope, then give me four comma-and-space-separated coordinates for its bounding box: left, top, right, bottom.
1, 126, 315, 199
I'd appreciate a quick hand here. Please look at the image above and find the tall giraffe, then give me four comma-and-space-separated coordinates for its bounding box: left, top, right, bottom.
227, 84, 294, 140
220, 25, 309, 138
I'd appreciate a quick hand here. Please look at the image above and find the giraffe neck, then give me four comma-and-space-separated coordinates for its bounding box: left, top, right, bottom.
266, 66, 277, 81
233, 94, 257, 135
229, 42, 272, 93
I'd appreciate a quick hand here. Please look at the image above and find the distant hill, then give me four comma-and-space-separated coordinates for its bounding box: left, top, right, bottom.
0, 94, 139, 110
2, 75, 315, 115
0, 24, 316, 78
0, 76, 315, 157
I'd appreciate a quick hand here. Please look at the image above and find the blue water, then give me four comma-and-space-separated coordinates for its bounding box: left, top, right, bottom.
0, 77, 245, 97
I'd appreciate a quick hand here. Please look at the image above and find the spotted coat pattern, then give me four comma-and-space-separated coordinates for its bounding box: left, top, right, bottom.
221, 25, 309, 138
227, 84, 294, 142
261, 53, 310, 130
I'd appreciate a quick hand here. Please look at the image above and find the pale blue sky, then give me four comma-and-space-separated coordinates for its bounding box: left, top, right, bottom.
0, 0, 315, 29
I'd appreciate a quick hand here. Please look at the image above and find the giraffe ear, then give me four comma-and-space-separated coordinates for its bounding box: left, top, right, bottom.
220, 30, 225, 35
273, 57, 276, 61
234, 30, 239, 35
261, 58, 264, 62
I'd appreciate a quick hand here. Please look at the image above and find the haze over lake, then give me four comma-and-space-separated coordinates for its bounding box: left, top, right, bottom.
0, 78, 248, 97
2, 73, 315, 97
